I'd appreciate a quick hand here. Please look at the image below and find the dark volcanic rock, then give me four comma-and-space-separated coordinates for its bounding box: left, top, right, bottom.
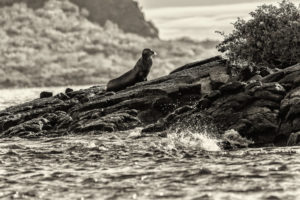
40, 91, 53, 98
141, 63, 300, 146
65, 88, 74, 94
287, 131, 300, 146
209, 64, 231, 89
0, 57, 227, 139
219, 81, 245, 94
170, 56, 223, 74
1, 57, 300, 147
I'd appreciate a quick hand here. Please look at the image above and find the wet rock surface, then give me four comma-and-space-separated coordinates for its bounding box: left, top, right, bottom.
1, 57, 300, 147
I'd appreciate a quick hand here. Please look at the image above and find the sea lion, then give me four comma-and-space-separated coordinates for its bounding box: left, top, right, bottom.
106, 48, 156, 92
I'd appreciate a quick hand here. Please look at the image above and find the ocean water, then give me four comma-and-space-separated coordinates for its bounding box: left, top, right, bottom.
0, 87, 300, 200
0, 86, 92, 111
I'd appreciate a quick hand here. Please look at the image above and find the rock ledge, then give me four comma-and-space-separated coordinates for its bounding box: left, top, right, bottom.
1, 57, 300, 147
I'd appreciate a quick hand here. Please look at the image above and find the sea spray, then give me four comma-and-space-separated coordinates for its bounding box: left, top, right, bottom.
127, 128, 143, 139
148, 128, 221, 153
168, 129, 221, 152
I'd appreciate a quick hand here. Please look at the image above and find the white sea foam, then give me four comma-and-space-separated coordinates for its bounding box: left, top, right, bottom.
159, 129, 221, 152
127, 128, 143, 139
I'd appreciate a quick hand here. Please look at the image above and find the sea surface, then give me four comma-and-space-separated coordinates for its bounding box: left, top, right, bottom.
0, 87, 300, 200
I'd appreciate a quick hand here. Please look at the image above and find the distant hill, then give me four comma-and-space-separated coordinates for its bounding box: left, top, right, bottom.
0, 0, 218, 88
0, 0, 159, 38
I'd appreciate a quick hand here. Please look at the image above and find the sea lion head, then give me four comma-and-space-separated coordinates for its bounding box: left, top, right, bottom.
142, 48, 157, 59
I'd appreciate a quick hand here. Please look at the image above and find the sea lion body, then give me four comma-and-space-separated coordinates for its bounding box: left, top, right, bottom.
106, 49, 155, 92
106, 67, 138, 92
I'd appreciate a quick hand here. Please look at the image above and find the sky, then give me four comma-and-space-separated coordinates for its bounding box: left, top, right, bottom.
138, 0, 275, 8
136, 0, 299, 41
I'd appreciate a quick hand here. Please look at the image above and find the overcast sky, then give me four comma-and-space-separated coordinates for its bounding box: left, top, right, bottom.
138, 0, 275, 8
136, 0, 298, 41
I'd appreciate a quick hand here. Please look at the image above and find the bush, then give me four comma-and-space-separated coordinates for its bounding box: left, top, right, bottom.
217, 0, 300, 69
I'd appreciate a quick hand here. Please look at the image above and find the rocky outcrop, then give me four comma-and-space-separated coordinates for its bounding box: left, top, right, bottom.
0, 0, 159, 38
1, 57, 300, 147
143, 63, 300, 146
0, 57, 225, 138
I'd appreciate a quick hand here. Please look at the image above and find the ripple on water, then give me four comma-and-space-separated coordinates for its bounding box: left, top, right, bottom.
0, 130, 299, 200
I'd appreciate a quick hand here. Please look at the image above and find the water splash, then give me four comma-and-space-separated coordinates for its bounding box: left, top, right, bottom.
153, 128, 221, 152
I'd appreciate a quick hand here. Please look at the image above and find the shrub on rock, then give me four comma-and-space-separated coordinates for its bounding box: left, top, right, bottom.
217, 0, 300, 69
